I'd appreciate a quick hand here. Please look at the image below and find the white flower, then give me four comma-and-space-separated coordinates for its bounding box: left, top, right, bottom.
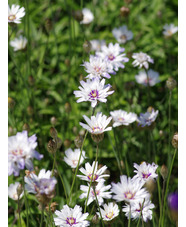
112, 25, 133, 44
24, 169, 57, 195
64, 148, 86, 168
111, 175, 150, 204
133, 162, 158, 184
74, 78, 114, 108
163, 24, 178, 37
90, 40, 106, 51
80, 112, 112, 134
80, 180, 112, 206
135, 69, 160, 86
82, 55, 115, 80
110, 110, 137, 127
137, 109, 159, 127
77, 161, 109, 182
8, 182, 24, 200
122, 198, 155, 222
54, 204, 89, 227
10, 35, 27, 51
8, 4, 25, 24
80, 8, 94, 24
97, 202, 120, 221
132, 52, 154, 69
96, 43, 129, 71
8, 131, 43, 176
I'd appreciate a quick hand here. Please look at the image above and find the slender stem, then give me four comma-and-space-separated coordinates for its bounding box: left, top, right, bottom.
22, 174, 29, 227
157, 171, 162, 227
145, 68, 151, 106
162, 148, 177, 226
84, 143, 99, 213
18, 197, 21, 227
93, 186, 105, 227
52, 152, 57, 176
168, 91, 172, 168
40, 205, 44, 227
128, 204, 131, 227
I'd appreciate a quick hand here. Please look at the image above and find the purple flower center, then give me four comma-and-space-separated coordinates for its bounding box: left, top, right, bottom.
87, 173, 98, 181
118, 117, 125, 122
89, 90, 99, 100
108, 54, 115, 61
66, 217, 77, 226
91, 189, 99, 196
9, 15, 16, 21
124, 191, 135, 200
142, 172, 151, 179
94, 66, 102, 73
106, 211, 114, 219
120, 35, 127, 41
12, 149, 23, 156
91, 126, 102, 133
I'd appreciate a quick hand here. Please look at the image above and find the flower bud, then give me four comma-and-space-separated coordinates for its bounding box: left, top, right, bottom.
92, 214, 99, 224
45, 202, 58, 213
172, 132, 178, 149
166, 77, 177, 90
8, 97, 15, 109
50, 116, 57, 126
16, 184, 23, 198
159, 130, 164, 137
27, 106, 34, 116
50, 127, 58, 139
65, 59, 70, 67
9, 127, 16, 136
72, 10, 84, 22
47, 139, 57, 154
22, 123, 30, 132
83, 40, 92, 53
91, 133, 104, 143
124, 0, 132, 3
147, 106, 154, 113
120, 6, 130, 17
56, 137, 62, 149
144, 179, 156, 193
45, 18, 53, 34
160, 165, 168, 180
64, 139, 71, 148
28, 75, 35, 86
72, 126, 78, 135
74, 135, 84, 148
65, 102, 72, 113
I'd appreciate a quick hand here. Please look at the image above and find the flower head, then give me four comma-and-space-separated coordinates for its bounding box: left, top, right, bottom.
122, 198, 155, 222
54, 204, 89, 227
82, 55, 115, 80
77, 161, 109, 182
80, 8, 94, 24
74, 78, 114, 108
137, 109, 159, 127
135, 69, 160, 86
132, 52, 154, 69
90, 40, 106, 51
112, 25, 133, 44
97, 202, 120, 222
79, 112, 112, 135
80, 180, 112, 206
64, 148, 86, 168
8, 182, 24, 200
111, 175, 150, 204
110, 110, 137, 127
96, 43, 129, 71
163, 24, 178, 38
8, 131, 43, 176
133, 162, 158, 184
10, 35, 27, 51
8, 4, 25, 24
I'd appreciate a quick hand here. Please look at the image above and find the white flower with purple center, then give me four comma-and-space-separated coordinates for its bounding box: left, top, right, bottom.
137, 109, 159, 127
96, 43, 129, 71
163, 24, 178, 38
82, 55, 115, 80
80, 180, 112, 206
122, 198, 155, 222
132, 52, 154, 69
90, 40, 106, 51
10, 35, 27, 51
74, 78, 114, 108
133, 162, 158, 184
77, 161, 109, 182
8, 131, 43, 176
80, 8, 94, 24
111, 175, 150, 204
135, 69, 160, 86
24, 169, 57, 195
97, 202, 120, 222
79, 112, 112, 135
64, 148, 86, 168
110, 110, 137, 127
54, 204, 89, 227
8, 182, 24, 200
112, 25, 133, 44
8, 4, 25, 24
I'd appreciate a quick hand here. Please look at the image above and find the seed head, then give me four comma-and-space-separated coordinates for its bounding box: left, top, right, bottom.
83, 40, 92, 53
72, 10, 84, 22
120, 6, 130, 17
50, 127, 58, 139
160, 164, 168, 180
74, 135, 84, 148
64, 139, 71, 148
166, 77, 177, 90
50, 116, 57, 126
47, 139, 57, 154
172, 132, 178, 149
91, 133, 104, 143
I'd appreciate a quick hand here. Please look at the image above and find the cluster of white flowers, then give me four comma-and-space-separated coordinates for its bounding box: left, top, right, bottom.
137, 108, 159, 127
112, 25, 133, 44
135, 69, 160, 87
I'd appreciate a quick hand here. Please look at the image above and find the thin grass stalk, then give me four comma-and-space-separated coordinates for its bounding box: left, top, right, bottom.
52, 151, 57, 177
22, 174, 29, 227
162, 148, 177, 227
168, 90, 172, 168
93, 186, 105, 227
84, 143, 99, 213
157, 171, 162, 227
17, 197, 21, 227
40, 204, 44, 227
136, 199, 145, 227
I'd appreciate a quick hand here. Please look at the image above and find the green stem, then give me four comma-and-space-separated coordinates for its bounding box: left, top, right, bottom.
162, 148, 177, 226
145, 68, 151, 106
52, 152, 57, 176
84, 143, 99, 213
18, 197, 21, 227
168, 91, 172, 168
40, 205, 44, 227
157, 171, 162, 227
128, 204, 131, 227
22, 174, 29, 227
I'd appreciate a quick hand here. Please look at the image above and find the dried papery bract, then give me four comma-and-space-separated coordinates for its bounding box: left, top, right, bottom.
172, 132, 178, 149
83, 40, 92, 53
45, 202, 58, 213
72, 10, 84, 22
74, 135, 84, 148
22, 123, 30, 132
91, 133, 104, 143
120, 6, 130, 17
50, 116, 57, 126
65, 102, 72, 113
166, 77, 177, 91
160, 164, 168, 180
8, 97, 15, 109
47, 139, 57, 154
50, 127, 58, 139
